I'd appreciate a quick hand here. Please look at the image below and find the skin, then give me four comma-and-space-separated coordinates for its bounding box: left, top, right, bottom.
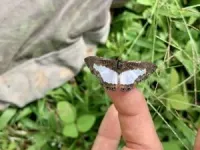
92, 87, 200, 150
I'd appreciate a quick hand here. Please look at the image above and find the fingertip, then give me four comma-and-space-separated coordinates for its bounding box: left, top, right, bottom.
106, 87, 147, 115
106, 87, 144, 101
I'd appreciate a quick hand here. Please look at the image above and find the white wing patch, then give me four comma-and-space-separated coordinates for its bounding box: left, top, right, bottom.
93, 64, 146, 85
119, 69, 146, 85
93, 64, 118, 84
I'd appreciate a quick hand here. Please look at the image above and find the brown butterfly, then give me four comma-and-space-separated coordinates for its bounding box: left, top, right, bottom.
84, 56, 157, 92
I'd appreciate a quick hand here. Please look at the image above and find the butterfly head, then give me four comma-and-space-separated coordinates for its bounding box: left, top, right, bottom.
110, 57, 123, 73
116, 59, 123, 70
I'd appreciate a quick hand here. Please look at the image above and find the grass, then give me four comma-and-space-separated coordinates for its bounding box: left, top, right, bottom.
0, 0, 200, 150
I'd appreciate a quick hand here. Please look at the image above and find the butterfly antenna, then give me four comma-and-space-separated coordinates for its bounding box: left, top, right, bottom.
113, 56, 120, 61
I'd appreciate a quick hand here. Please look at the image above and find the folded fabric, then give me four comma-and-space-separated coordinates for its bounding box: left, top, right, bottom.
0, 0, 113, 109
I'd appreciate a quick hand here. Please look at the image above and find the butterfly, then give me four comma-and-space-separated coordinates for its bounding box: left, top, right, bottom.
84, 56, 157, 92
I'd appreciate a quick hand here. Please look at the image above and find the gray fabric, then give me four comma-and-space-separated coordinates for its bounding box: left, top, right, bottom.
0, 0, 113, 109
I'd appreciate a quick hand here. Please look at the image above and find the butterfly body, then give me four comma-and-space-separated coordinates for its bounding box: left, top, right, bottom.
84, 56, 156, 92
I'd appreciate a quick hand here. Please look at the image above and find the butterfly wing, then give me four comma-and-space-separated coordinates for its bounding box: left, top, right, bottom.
84, 56, 118, 91
122, 61, 156, 82
93, 64, 118, 86
84, 56, 116, 72
119, 61, 156, 91
119, 69, 146, 91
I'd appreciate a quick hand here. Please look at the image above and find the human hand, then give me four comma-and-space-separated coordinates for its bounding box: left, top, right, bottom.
92, 87, 163, 150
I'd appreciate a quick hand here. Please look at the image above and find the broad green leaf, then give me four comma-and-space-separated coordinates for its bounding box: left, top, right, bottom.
168, 94, 191, 110
173, 120, 196, 147
137, 0, 155, 6
174, 51, 193, 75
157, 5, 200, 18
47, 88, 67, 101
174, 21, 187, 32
37, 99, 47, 119
163, 141, 181, 150
157, 6, 180, 18
77, 114, 96, 133
124, 22, 143, 34
154, 116, 163, 130
1, 139, 8, 150
62, 83, 74, 101
31, 133, 50, 148
48, 111, 57, 131
133, 38, 166, 51
0, 108, 17, 130
164, 110, 174, 120
83, 67, 101, 91
180, 8, 200, 17
113, 11, 143, 23
57, 101, 76, 124
169, 68, 180, 92
62, 123, 78, 138
15, 107, 32, 121
185, 39, 198, 56
8, 142, 17, 150
27, 145, 37, 150
21, 118, 39, 129
180, 72, 189, 98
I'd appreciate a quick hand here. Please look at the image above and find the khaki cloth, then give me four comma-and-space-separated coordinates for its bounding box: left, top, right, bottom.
0, 0, 113, 109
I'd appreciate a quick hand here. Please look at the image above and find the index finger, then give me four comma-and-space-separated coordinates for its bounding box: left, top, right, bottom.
107, 88, 162, 150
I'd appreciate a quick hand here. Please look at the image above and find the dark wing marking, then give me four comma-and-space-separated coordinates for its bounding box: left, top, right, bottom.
84, 56, 118, 90
84, 56, 116, 73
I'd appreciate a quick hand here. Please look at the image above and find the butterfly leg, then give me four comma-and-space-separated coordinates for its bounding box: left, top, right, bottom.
120, 84, 133, 92
104, 83, 117, 91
